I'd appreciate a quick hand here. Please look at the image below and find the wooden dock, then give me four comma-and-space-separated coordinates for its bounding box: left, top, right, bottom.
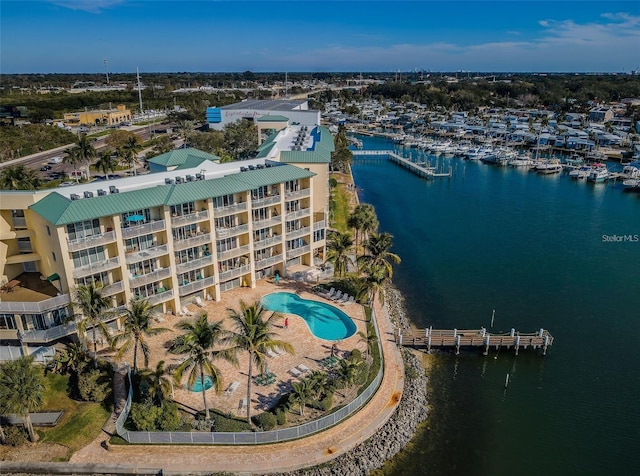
352, 149, 452, 179
397, 327, 554, 355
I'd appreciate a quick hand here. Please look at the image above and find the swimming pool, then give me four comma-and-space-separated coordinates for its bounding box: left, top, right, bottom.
261, 292, 357, 341
188, 375, 213, 392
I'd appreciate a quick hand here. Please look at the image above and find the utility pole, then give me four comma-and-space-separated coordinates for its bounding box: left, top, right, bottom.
136, 67, 143, 115
104, 59, 109, 85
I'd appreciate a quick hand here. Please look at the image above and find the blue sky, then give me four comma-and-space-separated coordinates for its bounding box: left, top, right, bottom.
2, 1, 639, 73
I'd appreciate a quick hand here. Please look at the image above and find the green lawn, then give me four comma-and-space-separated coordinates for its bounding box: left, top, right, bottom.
38, 372, 110, 460
329, 177, 350, 233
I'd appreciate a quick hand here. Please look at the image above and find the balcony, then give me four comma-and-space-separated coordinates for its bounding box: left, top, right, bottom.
313, 220, 326, 231
285, 188, 310, 200
0, 293, 71, 314
219, 264, 251, 282
129, 267, 172, 288
178, 276, 215, 296
67, 230, 117, 252
251, 194, 281, 208
213, 202, 248, 217
171, 210, 209, 227
102, 281, 125, 296
216, 244, 250, 261
121, 220, 166, 240
12, 217, 27, 229
147, 289, 174, 306
254, 253, 283, 270
125, 244, 169, 264
287, 226, 311, 240
286, 245, 311, 260
176, 255, 213, 274
215, 223, 249, 239
252, 216, 281, 229
72, 257, 120, 279
253, 235, 282, 250
285, 208, 310, 221
173, 233, 211, 251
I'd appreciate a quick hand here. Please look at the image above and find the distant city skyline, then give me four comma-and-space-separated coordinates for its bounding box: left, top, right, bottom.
2, 1, 639, 74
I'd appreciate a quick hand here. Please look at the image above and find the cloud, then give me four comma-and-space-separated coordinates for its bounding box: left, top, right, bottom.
46, 0, 127, 13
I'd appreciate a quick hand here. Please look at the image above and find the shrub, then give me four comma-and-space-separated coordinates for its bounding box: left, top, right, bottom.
275, 409, 287, 426
3, 425, 28, 446
78, 368, 111, 402
329, 177, 338, 188
349, 348, 362, 362
158, 402, 182, 431
252, 412, 277, 431
130, 402, 161, 431
309, 393, 333, 412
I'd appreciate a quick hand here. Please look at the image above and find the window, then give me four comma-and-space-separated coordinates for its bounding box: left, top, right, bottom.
76, 271, 110, 287
71, 246, 105, 268
0, 314, 17, 330
121, 209, 151, 227
46, 225, 51, 236
252, 207, 269, 222
216, 237, 238, 253
215, 216, 237, 229
66, 219, 100, 241
170, 202, 195, 216
175, 247, 201, 265
313, 229, 325, 242
213, 194, 235, 208
124, 234, 154, 253
52, 251, 56, 262
172, 224, 198, 241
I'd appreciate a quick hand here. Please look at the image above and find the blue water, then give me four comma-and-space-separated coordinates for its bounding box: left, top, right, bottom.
261, 292, 357, 340
351, 136, 640, 476
189, 376, 213, 392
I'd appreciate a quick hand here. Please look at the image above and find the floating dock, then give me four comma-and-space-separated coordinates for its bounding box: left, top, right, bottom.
352, 150, 452, 179
397, 327, 554, 355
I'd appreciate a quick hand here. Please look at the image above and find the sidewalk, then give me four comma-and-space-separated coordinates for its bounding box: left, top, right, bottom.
69, 298, 405, 474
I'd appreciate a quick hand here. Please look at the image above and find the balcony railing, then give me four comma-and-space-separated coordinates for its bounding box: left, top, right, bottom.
284, 208, 310, 221
17, 241, 33, 253
0, 293, 71, 314
176, 255, 213, 274
254, 254, 283, 269
286, 226, 311, 240
215, 224, 249, 239
253, 235, 282, 250
252, 216, 281, 228
213, 202, 247, 216
178, 276, 215, 296
147, 289, 174, 306
125, 244, 169, 264
12, 217, 27, 229
102, 281, 125, 296
216, 244, 250, 261
286, 245, 310, 260
129, 267, 172, 288
173, 233, 211, 251
285, 188, 310, 200
251, 194, 281, 208
171, 210, 209, 227
72, 256, 120, 278
219, 264, 251, 282
67, 230, 117, 252
121, 220, 166, 239
313, 220, 326, 231
220, 278, 241, 292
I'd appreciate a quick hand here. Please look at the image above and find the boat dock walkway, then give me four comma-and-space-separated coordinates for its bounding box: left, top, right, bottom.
352, 149, 452, 179
397, 327, 554, 355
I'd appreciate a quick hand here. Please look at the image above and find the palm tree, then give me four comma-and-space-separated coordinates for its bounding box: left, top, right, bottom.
336, 357, 363, 398
362, 264, 389, 306
119, 135, 142, 176
167, 313, 237, 420
46, 341, 90, 376
63, 146, 82, 182
348, 204, 379, 259
139, 360, 173, 406
112, 298, 169, 374
0, 165, 42, 190
326, 231, 354, 278
357, 232, 401, 278
76, 133, 97, 179
223, 300, 294, 424
357, 328, 378, 362
288, 379, 313, 416
74, 283, 113, 368
93, 151, 118, 179
0, 356, 45, 442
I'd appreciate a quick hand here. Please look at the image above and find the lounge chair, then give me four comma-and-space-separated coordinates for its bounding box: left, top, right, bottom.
181, 306, 194, 316
336, 294, 350, 304
274, 346, 287, 356
331, 290, 343, 301
297, 364, 310, 374
225, 381, 240, 395
194, 296, 206, 308
321, 287, 335, 299
239, 398, 248, 411
289, 367, 302, 378
266, 349, 279, 358
342, 296, 355, 305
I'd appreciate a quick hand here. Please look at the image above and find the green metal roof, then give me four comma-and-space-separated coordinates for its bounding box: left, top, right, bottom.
316, 126, 335, 152
280, 150, 330, 164
174, 156, 216, 170
147, 148, 219, 167
255, 142, 277, 158
29, 165, 315, 226
256, 115, 289, 123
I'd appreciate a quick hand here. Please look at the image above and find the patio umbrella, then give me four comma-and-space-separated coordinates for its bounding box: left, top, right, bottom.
126, 214, 145, 223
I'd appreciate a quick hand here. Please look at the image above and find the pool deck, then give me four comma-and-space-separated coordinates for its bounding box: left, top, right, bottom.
70, 278, 406, 474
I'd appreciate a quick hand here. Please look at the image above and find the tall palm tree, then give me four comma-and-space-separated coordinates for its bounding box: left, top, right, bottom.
357, 232, 401, 278
363, 264, 389, 306
223, 300, 294, 424
74, 283, 113, 368
0, 165, 42, 190
112, 298, 169, 374
139, 360, 173, 406
167, 313, 237, 420
119, 135, 142, 176
76, 133, 97, 179
326, 231, 354, 278
348, 204, 378, 259
63, 147, 82, 182
93, 151, 118, 179
357, 328, 378, 362
288, 379, 313, 416
336, 357, 363, 398
0, 356, 45, 442
46, 341, 90, 376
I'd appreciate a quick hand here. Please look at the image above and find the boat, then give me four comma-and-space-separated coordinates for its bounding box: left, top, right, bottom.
586, 167, 610, 183
569, 165, 593, 180
508, 153, 534, 167
622, 178, 640, 191
535, 159, 563, 174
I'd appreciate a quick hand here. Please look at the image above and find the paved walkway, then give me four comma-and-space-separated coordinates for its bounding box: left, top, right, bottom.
70, 297, 405, 474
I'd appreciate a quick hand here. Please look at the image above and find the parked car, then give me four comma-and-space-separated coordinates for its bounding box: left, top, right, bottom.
40, 165, 52, 171
48, 156, 63, 164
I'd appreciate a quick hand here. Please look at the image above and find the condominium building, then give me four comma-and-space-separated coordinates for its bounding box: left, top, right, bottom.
0, 124, 333, 361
